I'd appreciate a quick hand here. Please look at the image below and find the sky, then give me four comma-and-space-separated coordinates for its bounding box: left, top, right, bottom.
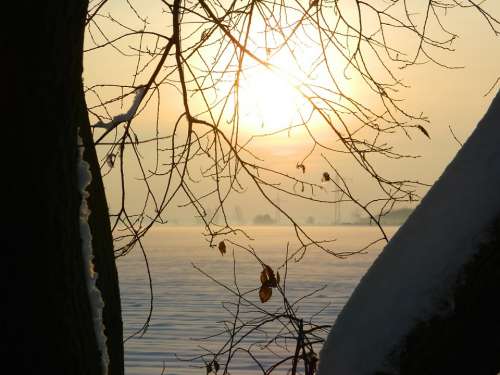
84, 0, 500, 227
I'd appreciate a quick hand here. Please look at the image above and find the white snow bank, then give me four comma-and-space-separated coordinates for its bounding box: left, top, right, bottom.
93, 87, 145, 130
319, 91, 500, 375
78, 134, 109, 375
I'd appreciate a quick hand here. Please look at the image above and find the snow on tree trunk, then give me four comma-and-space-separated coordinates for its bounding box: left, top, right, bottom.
78, 135, 110, 375
319, 90, 500, 375
398, 216, 500, 374
79, 98, 125, 375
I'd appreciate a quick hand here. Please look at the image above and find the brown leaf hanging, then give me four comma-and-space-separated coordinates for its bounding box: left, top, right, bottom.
218, 241, 226, 256
259, 285, 272, 303
260, 268, 267, 285
106, 153, 116, 168
417, 125, 431, 139
260, 264, 278, 287
259, 264, 279, 303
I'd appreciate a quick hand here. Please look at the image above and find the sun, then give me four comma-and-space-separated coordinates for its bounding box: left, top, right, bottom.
236, 64, 307, 134
209, 22, 349, 138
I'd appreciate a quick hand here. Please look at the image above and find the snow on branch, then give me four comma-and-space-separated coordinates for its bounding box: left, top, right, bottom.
93, 87, 146, 131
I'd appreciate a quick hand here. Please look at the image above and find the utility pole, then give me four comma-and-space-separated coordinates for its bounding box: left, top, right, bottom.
332, 174, 342, 225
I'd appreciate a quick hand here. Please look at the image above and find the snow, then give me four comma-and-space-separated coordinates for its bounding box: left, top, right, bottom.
93, 87, 145, 130
318, 91, 500, 375
78, 133, 109, 375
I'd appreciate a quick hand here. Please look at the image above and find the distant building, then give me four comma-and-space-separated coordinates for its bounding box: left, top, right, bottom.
253, 213, 276, 225
306, 216, 316, 225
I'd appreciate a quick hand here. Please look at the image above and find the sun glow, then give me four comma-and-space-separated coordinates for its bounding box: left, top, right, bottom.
199, 18, 358, 139
221, 42, 353, 138
236, 64, 308, 134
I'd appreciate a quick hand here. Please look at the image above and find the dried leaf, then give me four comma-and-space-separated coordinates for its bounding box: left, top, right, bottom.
260, 269, 267, 285
106, 153, 116, 168
322, 172, 330, 182
134, 134, 139, 145
218, 241, 226, 256
260, 264, 278, 288
296, 163, 306, 173
213, 360, 219, 373
417, 125, 431, 139
259, 264, 279, 303
259, 285, 272, 303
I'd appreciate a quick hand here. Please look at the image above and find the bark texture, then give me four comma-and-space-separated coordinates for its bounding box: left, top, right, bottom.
3, 1, 123, 374
396, 215, 500, 375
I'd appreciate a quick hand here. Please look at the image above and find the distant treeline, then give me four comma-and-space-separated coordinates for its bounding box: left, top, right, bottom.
354, 208, 414, 226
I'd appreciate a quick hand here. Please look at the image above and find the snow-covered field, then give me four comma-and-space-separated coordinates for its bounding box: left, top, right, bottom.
117, 226, 394, 375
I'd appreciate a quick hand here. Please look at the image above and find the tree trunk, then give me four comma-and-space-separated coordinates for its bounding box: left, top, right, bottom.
397, 216, 500, 374
3, 1, 123, 374
318, 91, 500, 375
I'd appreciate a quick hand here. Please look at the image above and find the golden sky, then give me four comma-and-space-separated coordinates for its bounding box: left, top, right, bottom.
84, 0, 500, 225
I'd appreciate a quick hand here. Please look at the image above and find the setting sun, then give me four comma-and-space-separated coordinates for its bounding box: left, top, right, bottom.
237, 64, 306, 133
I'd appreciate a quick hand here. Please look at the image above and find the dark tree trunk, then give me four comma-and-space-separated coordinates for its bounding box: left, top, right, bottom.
397, 216, 500, 375
318, 92, 500, 375
3, 1, 123, 375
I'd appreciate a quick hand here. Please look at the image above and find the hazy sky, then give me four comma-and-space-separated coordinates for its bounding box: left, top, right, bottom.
84, 0, 500, 226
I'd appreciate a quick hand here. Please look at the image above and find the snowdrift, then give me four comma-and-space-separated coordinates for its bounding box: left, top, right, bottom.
319, 91, 500, 374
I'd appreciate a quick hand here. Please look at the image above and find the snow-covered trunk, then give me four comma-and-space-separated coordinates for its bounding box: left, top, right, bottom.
398, 216, 500, 374
319, 91, 500, 374
78, 135, 109, 375
4, 1, 105, 374
79, 101, 124, 375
